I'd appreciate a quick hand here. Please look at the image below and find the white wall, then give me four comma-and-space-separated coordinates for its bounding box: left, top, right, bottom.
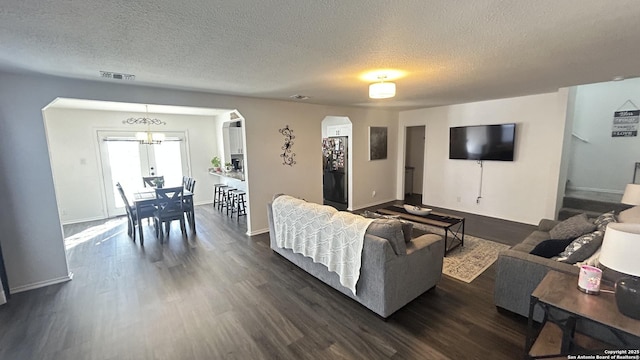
44, 108, 218, 224
0, 71, 397, 292
399, 92, 570, 225
567, 78, 640, 193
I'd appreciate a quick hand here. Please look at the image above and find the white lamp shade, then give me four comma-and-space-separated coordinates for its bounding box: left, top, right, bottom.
599, 222, 640, 277
369, 81, 396, 99
622, 184, 640, 205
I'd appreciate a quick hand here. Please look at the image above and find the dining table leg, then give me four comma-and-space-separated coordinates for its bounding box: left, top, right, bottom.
190, 208, 196, 233
137, 208, 144, 246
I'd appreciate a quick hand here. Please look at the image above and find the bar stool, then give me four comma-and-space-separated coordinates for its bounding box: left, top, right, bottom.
221, 187, 236, 214
230, 190, 247, 222
213, 184, 227, 210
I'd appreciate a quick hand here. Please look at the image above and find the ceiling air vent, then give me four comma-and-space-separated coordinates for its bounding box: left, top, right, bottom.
100, 71, 135, 80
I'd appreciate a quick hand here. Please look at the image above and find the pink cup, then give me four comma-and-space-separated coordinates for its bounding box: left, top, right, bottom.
578, 265, 602, 294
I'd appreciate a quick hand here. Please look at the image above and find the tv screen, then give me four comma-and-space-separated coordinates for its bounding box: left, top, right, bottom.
449, 123, 516, 161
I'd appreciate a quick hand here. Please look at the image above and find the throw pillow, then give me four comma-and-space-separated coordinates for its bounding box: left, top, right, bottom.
366, 219, 407, 255
399, 221, 413, 243
575, 247, 602, 268
549, 213, 596, 240
557, 230, 604, 264
361, 211, 413, 243
593, 211, 617, 232
529, 238, 576, 258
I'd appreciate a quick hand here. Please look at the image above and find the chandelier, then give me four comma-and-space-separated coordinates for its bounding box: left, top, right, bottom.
122, 105, 166, 144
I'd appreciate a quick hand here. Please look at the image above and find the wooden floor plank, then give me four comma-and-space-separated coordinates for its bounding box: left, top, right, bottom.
0, 204, 531, 359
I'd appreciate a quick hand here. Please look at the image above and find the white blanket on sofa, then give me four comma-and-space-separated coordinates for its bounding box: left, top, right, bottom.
272, 195, 374, 295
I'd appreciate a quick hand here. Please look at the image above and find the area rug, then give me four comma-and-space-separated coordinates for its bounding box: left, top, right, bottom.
412, 224, 510, 283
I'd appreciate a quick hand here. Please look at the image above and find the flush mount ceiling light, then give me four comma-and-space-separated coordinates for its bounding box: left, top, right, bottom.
122, 105, 166, 145
369, 75, 396, 99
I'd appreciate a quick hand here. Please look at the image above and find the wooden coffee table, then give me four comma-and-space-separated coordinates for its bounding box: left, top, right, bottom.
377, 205, 464, 256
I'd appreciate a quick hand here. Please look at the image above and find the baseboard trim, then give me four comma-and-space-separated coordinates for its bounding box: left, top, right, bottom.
61, 216, 106, 226
566, 186, 623, 195
353, 198, 397, 210
248, 228, 269, 236
10, 272, 74, 294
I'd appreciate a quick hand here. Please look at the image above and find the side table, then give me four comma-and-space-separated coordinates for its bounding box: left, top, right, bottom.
525, 270, 640, 359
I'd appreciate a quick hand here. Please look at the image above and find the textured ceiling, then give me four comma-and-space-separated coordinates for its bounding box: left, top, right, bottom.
1, 1, 640, 109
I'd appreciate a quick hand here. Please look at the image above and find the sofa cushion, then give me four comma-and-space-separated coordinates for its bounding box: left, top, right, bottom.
538, 219, 560, 232
362, 211, 413, 243
594, 211, 617, 232
366, 219, 407, 255
549, 213, 596, 240
557, 230, 604, 264
529, 238, 575, 258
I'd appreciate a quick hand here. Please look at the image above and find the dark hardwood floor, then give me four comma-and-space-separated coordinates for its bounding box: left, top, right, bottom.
1, 204, 530, 359
403, 193, 537, 246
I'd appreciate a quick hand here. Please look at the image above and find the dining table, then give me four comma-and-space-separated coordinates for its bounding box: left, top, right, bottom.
131, 187, 195, 243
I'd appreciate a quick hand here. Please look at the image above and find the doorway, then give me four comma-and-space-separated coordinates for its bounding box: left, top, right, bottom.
98, 131, 189, 217
405, 126, 425, 204
321, 116, 353, 210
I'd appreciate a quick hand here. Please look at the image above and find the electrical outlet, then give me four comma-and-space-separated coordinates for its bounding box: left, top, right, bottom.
456, 196, 461, 203
372, 190, 376, 198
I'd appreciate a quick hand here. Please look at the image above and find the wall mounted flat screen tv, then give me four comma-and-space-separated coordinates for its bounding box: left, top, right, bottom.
449, 123, 516, 161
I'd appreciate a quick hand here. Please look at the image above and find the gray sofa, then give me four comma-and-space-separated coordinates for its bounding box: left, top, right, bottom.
494, 218, 578, 319
267, 195, 444, 318
494, 218, 640, 347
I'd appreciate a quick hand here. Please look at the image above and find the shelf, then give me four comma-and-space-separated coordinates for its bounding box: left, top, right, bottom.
529, 319, 612, 359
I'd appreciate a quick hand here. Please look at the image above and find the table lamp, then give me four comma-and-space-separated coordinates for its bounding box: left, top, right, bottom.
622, 183, 640, 206
599, 222, 640, 319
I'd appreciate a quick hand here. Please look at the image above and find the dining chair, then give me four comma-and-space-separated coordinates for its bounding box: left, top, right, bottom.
143, 176, 164, 188
154, 186, 186, 241
116, 182, 155, 245
183, 180, 196, 232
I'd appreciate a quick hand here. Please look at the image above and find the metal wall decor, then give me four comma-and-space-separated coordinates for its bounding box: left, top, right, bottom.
122, 117, 166, 126
279, 125, 296, 166
123, 105, 167, 145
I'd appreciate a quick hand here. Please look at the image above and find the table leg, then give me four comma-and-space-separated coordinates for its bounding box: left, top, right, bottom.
461, 218, 465, 247
524, 295, 537, 359
560, 317, 576, 354
188, 207, 196, 233
136, 208, 144, 246
444, 228, 449, 257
